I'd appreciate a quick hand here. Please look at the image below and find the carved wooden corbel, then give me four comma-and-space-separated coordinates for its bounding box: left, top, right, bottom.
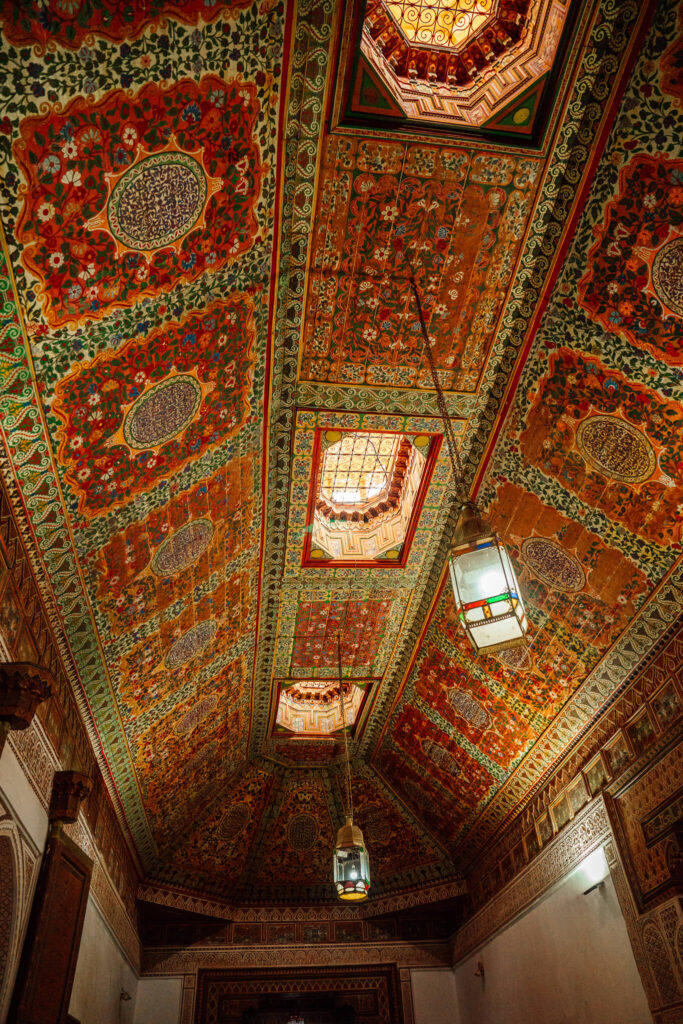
49, 770, 93, 825
0, 661, 52, 756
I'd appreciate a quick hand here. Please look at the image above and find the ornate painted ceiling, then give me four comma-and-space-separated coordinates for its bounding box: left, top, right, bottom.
0, 0, 681, 905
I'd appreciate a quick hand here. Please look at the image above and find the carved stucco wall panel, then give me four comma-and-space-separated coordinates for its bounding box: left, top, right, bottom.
3, 716, 140, 973
643, 920, 680, 1008
452, 799, 611, 963
180, 974, 195, 1024
639, 898, 683, 1014
0, 800, 40, 1023
142, 941, 451, 976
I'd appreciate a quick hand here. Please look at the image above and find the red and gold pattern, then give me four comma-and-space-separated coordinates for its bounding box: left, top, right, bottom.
577, 155, 683, 364
346, 771, 440, 882
0, 0, 247, 51
14, 77, 263, 327
116, 567, 255, 718
290, 599, 392, 674
438, 599, 584, 717
252, 779, 336, 889
138, 657, 248, 833
300, 138, 540, 391
163, 763, 275, 879
518, 351, 683, 547
91, 459, 255, 634
52, 299, 255, 515
486, 483, 650, 629
412, 647, 535, 770
378, 741, 490, 845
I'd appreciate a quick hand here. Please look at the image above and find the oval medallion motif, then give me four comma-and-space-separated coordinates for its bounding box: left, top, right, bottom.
576, 415, 656, 483
151, 519, 215, 577
652, 236, 683, 316
123, 374, 202, 450
219, 802, 250, 842
186, 740, 217, 774
522, 537, 585, 593
422, 739, 460, 778
287, 813, 318, 852
448, 687, 491, 730
164, 619, 217, 669
175, 695, 218, 737
108, 152, 208, 252
496, 645, 532, 671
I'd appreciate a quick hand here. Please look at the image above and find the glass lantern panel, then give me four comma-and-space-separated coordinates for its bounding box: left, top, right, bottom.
498, 543, 527, 615
333, 844, 370, 900
469, 613, 526, 652
450, 539, 510, 608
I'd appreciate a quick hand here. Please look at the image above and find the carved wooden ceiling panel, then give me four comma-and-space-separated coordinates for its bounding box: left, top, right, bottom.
0, 0, 680, 905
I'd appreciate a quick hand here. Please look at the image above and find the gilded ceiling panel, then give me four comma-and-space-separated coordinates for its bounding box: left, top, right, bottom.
376, 0, 683, 860
0, 1, 287, 868
0, 0, 679, 908
300, 136, 541, 391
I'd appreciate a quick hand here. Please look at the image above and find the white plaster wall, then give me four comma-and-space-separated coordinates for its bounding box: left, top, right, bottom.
133, 977, 183, 1024
453, 867, 651, 1024
0, 741, 48, 1024
69, 897, 138, 1024
411, 968, 460, 1024
0, 741, 48, 851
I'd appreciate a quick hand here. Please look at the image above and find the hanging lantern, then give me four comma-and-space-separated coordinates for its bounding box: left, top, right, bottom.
407, 275, 529, 657
333, 815, 370, 902
331, 627, 371, 901
448, 503, 527, 654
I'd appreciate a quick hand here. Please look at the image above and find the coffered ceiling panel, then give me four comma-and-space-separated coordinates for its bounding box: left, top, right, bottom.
0, 0, 680, 908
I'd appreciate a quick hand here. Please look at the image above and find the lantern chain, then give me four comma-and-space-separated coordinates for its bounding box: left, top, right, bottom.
408, 277, 468, 506
337, 631, 353, 822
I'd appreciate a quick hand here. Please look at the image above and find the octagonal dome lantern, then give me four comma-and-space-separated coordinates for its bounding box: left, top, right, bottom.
449, 503, 527, 654
333, 816, 370, 902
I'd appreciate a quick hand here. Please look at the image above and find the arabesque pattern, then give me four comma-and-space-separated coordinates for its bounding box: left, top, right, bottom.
0, 0, 680, 908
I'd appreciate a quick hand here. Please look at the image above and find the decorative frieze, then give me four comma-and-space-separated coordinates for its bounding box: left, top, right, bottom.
137, 874, 467, 929
142, 939, 451, 976
452, 799, 611, 963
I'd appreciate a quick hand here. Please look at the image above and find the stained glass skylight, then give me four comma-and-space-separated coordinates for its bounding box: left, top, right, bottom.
320, 432, 399, 509
276, 679, 366, 736
385, 0, 495, 50
310, 430, 433, 563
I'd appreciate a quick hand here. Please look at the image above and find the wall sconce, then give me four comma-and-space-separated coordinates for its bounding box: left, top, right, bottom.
120, 989, 132, 1002
474, 961, 485, 978
579, 847, 609, 895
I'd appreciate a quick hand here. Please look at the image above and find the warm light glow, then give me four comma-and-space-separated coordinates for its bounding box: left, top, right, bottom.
384, 0, 495, 49
321, 432, 398, 508
578, 847, 609, 887
313, 431, 430, 561
334, 818, 371, 901
449, 531, 528, 653
276, 679, 366, 736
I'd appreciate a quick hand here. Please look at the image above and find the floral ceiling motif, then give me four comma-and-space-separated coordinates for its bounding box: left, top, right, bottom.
300, 137, 541, 391
0, 0, 245, 48
14, 77, 262, 327
375, 0, 683, 860
0, 0, 680, 907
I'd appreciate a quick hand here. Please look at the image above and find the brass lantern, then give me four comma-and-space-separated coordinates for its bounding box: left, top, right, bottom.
333, 815, 370, 902
448, 503, 527, 654
332, 632, 370, 902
